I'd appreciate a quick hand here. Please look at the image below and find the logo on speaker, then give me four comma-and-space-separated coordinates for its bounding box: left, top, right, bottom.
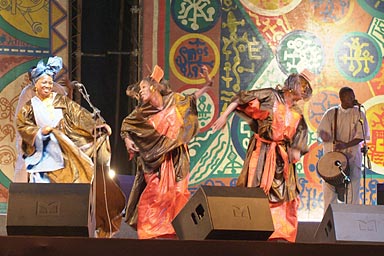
37, 201, 60, 216
232, 205, 251, 220
358, 219, 378, 232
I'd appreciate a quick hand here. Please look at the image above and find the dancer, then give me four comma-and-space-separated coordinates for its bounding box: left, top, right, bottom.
212, 70, 314, 242
120, 65, 213, 239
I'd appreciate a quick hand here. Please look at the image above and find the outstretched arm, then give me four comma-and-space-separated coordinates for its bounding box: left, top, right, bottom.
211, 100, 239, 132
194, 65, 213, 99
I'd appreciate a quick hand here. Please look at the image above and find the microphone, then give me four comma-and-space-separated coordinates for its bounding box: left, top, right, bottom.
334, 160, 342, 167
353, 99, 361, 106
335, 160, 350, 183
71, 81, 83, 89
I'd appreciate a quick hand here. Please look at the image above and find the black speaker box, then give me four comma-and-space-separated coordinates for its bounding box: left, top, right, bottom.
377, 183, 384, 205
6, 183, 94, 237
172, 185, 274, 240
314, 203, 384, 244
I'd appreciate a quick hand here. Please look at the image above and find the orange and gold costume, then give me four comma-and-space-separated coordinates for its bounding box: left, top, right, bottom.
234, 88, 309, 242
121, 91, 198, 239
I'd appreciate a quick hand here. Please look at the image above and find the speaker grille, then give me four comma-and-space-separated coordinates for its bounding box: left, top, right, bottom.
172, 186, 274, 240
6, 183, 93, 237
314, 204, 384, 244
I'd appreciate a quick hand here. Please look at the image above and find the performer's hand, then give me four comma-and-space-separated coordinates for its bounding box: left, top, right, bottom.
212, 115, 227, 132
289, 148, 301, 163
334, 141, 347, 150
95, 124, 112, 136
318, 130, 331, 142
211, 101, 239, 132
124, 137, 139, 160
200, 65, 212, 86
42, 126, 53, 135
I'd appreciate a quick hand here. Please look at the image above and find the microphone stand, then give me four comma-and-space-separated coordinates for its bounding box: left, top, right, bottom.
357, 104, 370, 205
76, 82, 104, 237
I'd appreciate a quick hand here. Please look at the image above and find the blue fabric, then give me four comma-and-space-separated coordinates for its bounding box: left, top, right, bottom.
25, 93, 65, 173
25, 131, 65, 173
30, 56, 63, 84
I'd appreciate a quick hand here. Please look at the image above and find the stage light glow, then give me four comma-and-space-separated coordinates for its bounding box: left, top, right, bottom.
109, 169, 116, 179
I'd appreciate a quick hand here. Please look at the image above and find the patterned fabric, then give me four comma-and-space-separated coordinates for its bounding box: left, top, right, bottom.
30, 56, 63, 84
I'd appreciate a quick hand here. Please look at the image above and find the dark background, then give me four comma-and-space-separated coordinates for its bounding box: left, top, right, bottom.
76, 0, 140, 175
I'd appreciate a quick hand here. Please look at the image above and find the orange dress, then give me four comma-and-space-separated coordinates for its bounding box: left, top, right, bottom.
234, 88, 309, 242
121, 92, 198, 239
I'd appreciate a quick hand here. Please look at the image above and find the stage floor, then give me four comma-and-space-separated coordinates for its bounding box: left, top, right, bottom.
1, 213, 317, 241
1, 214, 384, 256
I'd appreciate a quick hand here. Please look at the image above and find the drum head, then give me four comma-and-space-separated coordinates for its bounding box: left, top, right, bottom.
317, 151, 348, 182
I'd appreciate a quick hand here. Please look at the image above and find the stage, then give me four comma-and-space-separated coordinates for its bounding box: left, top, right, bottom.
1, 215, 384, 256
2, 181, 384, 255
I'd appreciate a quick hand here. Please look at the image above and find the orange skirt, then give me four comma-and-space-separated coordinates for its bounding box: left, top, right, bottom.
137, 155, 190, 239
268, 197, 300, 242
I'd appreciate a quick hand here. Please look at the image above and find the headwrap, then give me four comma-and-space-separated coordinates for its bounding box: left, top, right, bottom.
30, 56, 63, 84
281, 69, 314, 101
125, 64, 171, 100
150, 65, 164, 83
299, 69, 314, 100
299, 69, 314, 86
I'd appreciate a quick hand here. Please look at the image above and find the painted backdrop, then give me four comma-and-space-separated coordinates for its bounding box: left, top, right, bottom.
142, 0, 384, 221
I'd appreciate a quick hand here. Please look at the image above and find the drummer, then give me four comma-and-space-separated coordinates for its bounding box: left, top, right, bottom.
317, 86, 370, 211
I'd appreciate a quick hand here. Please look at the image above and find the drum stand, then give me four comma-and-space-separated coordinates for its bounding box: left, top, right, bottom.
336, 163, 351, 203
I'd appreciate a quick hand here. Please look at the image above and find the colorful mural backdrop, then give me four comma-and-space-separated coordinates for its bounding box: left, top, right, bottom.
0, 0, 383, 221
142, 0, 384, 221
0, 0, 69, 213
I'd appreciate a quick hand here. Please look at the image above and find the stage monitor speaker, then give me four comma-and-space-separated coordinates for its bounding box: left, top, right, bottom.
6, 183, 94, 237
172, 185, 274, 240
314, 203, 384, 244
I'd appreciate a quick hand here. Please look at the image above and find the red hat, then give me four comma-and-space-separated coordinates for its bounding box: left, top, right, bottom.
150, 65, 164, 83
